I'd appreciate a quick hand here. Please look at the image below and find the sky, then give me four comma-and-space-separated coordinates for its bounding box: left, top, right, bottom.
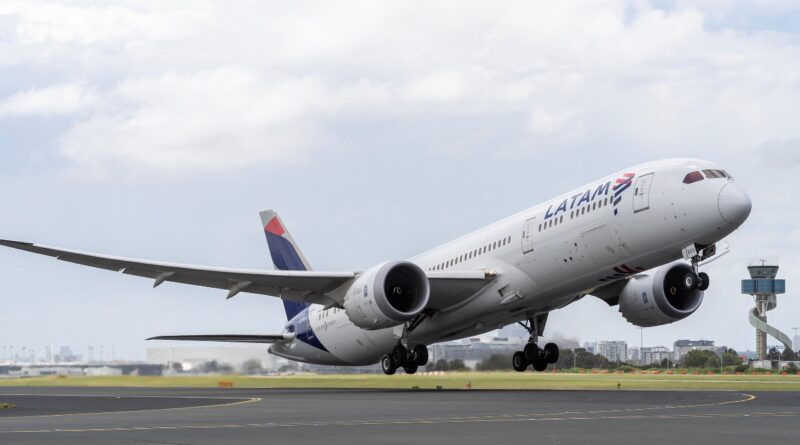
0, 0, 799, 361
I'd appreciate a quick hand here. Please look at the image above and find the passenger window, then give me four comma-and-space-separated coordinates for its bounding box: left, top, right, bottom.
683, 171, 704, 184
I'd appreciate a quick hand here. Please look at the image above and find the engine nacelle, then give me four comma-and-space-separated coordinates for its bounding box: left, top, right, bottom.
618, 261, 704, 327
343, 261, 430, 330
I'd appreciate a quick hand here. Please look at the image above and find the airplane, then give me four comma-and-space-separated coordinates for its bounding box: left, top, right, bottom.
0, 158, 751, 374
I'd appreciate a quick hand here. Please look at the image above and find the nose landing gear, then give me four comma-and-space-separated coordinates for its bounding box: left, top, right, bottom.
681, 244, 714, 292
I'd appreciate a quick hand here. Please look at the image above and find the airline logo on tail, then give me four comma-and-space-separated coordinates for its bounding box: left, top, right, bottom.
260, 210, 311, 320
262, 214, 309, 272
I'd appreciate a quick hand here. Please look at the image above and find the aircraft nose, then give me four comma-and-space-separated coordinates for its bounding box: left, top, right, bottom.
718, 181, 752, 226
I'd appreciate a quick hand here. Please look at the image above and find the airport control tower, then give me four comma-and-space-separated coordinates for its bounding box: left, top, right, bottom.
741, 261, 792, 360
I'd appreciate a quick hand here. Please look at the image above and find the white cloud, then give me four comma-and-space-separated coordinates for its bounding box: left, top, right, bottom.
1, 1, 799, 176
7, 2, 207, 45
0, 84, 99, 116
528, 107, 582, 135
60, 68, 318, 173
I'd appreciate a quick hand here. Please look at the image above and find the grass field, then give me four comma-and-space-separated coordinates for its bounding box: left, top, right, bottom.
1, 372, 799, 391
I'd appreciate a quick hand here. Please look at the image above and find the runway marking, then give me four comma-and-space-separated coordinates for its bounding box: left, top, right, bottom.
0, 395, 261, 419
0, 392, 768, 435
0, 411, 794, 435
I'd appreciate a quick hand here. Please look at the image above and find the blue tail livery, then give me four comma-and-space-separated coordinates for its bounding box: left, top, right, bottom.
259, 210, 312, 319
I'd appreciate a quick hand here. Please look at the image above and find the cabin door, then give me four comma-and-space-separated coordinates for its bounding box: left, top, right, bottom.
633, 173, 654, 213
521, 217, 536, 254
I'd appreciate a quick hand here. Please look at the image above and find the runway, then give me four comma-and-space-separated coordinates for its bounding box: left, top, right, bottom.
0, 387, 797, 444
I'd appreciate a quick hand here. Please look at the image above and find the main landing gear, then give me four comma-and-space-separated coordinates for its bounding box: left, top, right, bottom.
381, 344, 428, 375
512, 318, 559, 372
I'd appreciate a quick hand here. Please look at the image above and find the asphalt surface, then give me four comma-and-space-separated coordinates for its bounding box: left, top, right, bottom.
0, 387, 797, 444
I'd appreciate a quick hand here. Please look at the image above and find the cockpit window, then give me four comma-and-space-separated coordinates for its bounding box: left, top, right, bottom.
702, 169, 726, 179
683, 171, 704, 184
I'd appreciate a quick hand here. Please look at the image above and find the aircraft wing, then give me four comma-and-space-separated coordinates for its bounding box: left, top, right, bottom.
0, 239, 354, 306
147, 334, 294, 343
0, 240, 496, 309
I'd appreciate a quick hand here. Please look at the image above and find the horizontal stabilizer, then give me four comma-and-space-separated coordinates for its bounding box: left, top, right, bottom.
147, 334, 294, 344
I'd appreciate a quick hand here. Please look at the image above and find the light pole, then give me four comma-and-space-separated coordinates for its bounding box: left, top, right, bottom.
639, 327, 644, 366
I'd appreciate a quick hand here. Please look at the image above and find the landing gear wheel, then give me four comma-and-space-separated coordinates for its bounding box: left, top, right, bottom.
543, 343, 560, 364
412, 345, 429, 366
532, 358, 548, 372
381, 354, 397, 375
512, 351, 528, 372
403, 363, 419, 374
682, 272, 698, 291
524, 343, 540, 362
392, 344, 408, 367
697, 272, 710, 291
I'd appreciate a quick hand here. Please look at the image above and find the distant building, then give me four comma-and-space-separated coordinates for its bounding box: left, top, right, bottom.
641, 346, 671, 365
627, 347, 641, 364
739, 350, 758, 360
55, 346, 81, 363
673, 340, 715, 362
594, 341, 627, 362
146, 346, 286, 372
430, 338, 518, 369
583, 342, 597, 354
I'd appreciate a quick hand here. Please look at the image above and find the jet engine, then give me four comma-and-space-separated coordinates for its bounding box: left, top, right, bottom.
343, 261, 430, 330
617, 261, 704, 327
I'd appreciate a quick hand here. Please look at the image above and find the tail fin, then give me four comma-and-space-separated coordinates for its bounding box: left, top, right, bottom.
259, 210, 311, 319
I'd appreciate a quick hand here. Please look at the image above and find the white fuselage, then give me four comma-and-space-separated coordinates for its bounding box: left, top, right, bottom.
269, 158, 751, 366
